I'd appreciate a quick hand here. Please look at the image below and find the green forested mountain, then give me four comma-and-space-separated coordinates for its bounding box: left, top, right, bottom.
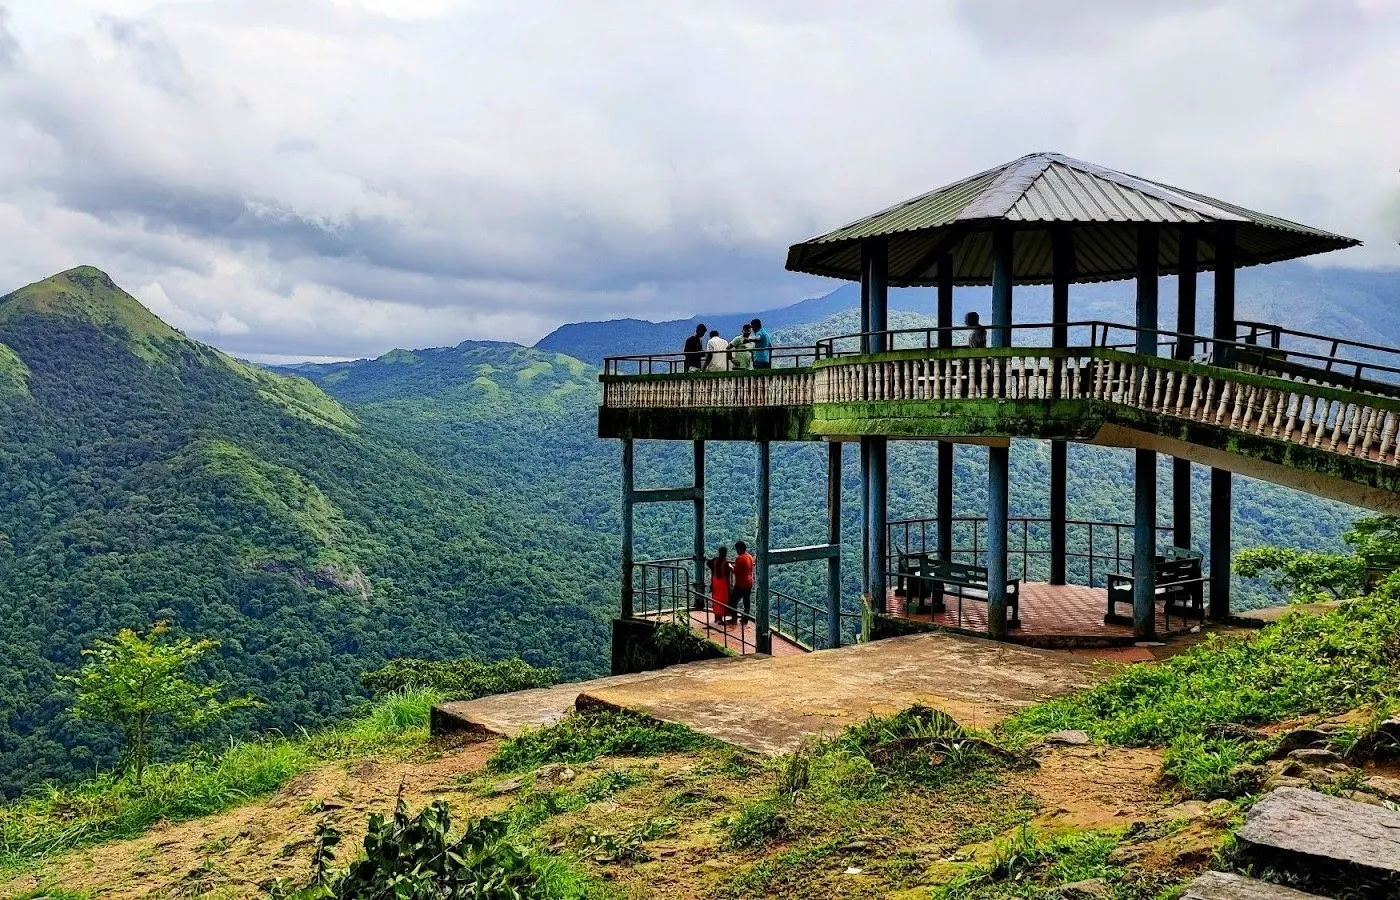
0, 266, 1364, 800
0, 268, 612, 798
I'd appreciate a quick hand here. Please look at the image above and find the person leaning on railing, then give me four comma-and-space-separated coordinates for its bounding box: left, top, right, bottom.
730, 323, 754, 370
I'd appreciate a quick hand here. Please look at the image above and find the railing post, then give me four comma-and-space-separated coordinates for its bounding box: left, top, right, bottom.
756, 440, 772, 655
620, 439, 635, 620
827, 440, 843, 649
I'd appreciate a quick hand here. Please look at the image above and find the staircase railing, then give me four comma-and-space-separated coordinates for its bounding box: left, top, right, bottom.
629, 559, 756, 655
770, 588, 824, 651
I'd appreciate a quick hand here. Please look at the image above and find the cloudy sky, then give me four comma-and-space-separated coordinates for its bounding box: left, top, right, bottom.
1, 0, 1398, 362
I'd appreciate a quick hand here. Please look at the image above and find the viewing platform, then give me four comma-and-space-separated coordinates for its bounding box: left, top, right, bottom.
601, 152, 1387, 667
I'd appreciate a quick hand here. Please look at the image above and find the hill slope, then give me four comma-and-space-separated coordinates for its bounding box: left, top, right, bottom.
0, 268, 612, 798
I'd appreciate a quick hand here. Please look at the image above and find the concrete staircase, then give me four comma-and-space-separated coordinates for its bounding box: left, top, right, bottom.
1182, 786, 1400, 898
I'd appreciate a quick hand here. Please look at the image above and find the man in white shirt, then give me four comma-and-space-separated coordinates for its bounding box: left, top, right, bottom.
705, 330, 731, 371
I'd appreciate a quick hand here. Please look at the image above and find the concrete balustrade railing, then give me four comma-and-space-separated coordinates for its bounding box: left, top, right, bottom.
600, 348, 1400, 468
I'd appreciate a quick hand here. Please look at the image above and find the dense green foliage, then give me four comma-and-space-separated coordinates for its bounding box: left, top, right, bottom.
361, 656, 558, 700
0, 690, 438, 871
269, 798, 588, 900
1003, 583, 1400, 795
487, 710, 716, 774
0, 268, 615, 797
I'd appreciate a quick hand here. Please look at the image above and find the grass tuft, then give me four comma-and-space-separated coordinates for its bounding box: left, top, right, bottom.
487, 710, 716, 774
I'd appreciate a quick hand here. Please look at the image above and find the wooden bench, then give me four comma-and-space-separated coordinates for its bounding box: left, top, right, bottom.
899, 555, 1020, 629
1106, 548, 1206, 628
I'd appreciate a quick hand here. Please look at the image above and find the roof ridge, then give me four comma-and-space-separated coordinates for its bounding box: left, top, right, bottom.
956, 153, 1054, 220
1045, 154, 1248, 222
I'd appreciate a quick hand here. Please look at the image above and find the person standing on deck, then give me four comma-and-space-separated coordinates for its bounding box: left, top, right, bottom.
731, 540, 755, 623
708, 545, 734, 624
730, 323, 754, 370
705, 330, 730, 371
965, 311, 987, 349
684, 324, 707, 371
750, 319, 773, 369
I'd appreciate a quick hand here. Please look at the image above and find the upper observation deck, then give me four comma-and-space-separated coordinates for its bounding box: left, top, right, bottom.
598, 320, 1400, 512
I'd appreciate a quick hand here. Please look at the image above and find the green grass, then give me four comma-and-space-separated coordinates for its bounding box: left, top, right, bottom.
930, 826, 1150, 899
1001, 588, 1400, 796
0, 690, 440, 871
487, 710, 717, 774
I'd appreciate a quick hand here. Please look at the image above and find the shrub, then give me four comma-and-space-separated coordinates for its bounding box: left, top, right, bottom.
268, 796, 587, 899
487, 710, 715, 774
726, 798, 791, 849
361, 656, 557, 700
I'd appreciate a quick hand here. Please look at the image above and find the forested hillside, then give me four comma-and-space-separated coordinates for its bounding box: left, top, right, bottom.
0, 268, 613, 798
0, 265, 1371, 801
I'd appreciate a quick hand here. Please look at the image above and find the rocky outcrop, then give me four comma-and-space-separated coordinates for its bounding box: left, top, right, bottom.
257, 560, 372, 602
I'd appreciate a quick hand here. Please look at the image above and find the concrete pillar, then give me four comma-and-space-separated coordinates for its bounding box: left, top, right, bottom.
862, 239, 889, 612
1174, 230, 1197, 550
755, 440, 772, 654
620, 438, 635, 619
987, 224, 1013, 637
827, 440, 842, 649
1133, 223, 1160, 640
868, 438, 888, 613
937, 256, 954, 563
1050, 226, 1073, 585
1211, 224, 1236, 619
693, 439, 705, 594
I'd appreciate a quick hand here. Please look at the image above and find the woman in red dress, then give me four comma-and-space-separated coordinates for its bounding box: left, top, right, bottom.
708, 545, 733, 624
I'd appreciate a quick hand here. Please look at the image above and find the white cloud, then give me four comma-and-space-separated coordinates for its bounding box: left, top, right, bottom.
0, 0, 1397, 359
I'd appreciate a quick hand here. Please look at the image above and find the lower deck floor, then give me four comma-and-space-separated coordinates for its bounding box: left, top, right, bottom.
885, 581, 1201, 648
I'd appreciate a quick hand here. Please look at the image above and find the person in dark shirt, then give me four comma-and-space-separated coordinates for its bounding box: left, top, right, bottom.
965, 311, 987, 349
684, 324, 707, 370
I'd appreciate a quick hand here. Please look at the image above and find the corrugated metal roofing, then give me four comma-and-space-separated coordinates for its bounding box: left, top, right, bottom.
786, 152, 1361, 286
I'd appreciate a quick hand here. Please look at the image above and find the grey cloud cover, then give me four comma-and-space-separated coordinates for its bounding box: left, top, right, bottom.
0, 0, 1397, 360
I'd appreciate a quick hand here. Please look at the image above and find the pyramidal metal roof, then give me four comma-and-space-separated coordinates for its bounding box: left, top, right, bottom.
785, 152, 1361, 286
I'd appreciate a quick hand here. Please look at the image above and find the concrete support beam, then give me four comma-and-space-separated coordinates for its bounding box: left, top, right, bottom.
1211, 223, 1237, 618
867, 437, 889, 613
987, 445, 1010, 638
827, 440, 843, 649
1050, 225, 1073, 584
1174, 229, 1197, 550
937, 259, 955, 564
756, 440, 772, 654
865, 238, 889, 352
1133, 223, 1160, 640
990, 225, 1013, 349
620, 438, 635, 619
693, 440, 705, 594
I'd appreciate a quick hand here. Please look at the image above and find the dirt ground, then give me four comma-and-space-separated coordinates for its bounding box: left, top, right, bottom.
2, 732, 1224, 900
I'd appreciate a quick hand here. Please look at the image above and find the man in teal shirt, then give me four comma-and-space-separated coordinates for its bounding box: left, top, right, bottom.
750, 318, 773, 369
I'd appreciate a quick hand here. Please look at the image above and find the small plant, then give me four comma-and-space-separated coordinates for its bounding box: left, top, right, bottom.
575, 819, 674, 864
726, 798, 791, 849
487, 710, 714, 773
61, 621, 259, 786
360, 656, 557, 700
268, 794, 569, 898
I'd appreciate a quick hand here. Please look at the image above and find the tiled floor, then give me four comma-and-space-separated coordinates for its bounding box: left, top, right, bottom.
887, 581, 1199, 643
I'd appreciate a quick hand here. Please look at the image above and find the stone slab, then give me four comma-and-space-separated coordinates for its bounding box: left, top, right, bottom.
579, 630, 1105, 755
431, 657, 748, 738
1181, 871, 1326, 900
1238, 786, 1400, 877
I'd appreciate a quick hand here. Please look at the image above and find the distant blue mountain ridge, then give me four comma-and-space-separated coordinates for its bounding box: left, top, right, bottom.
534, 261, 1400, 366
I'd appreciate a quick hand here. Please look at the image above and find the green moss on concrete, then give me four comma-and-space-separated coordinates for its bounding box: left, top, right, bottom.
812, 346, 1078, 369
811, 399, 1103, 440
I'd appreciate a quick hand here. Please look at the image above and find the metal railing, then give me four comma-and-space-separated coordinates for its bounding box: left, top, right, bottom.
771, 588, 825, 651
886, 516, 1174, 590
629, 559, 756, 655
602, 343, 831, 376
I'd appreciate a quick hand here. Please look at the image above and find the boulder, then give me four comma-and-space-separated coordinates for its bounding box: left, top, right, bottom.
1054, 878, 1108, 897
536, 763, 577, 785
1268, 728, 1333, 759
1365, 775, 1400, 803
1284, 748, 1348, 769
1181, 871, 1327, 899
1237, 787, 1400, 888
1042, 730, 1092, 746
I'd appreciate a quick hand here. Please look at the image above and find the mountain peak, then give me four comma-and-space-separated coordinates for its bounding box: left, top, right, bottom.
0, 265, 186, 362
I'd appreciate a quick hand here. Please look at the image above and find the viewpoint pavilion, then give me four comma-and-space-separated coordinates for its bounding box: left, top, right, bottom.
599, 152, 1396, 663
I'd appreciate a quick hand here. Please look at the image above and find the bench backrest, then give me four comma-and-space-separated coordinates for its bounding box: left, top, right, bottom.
1157, 558, 1201, 583
924, 560, 988, 584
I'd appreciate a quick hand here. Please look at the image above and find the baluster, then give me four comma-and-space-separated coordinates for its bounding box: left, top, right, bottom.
1347, 406, 1366, 456
1312, 399, 1332, 447
1255, 390, 1276, 435
1329, 403, 1349, 452
1213, 382, 1232, 425
1270, 390, 1288, 437
1230, 383, 1249, 429
991, 358, 1002, 398
1381, 413, 1398, 462
1189, 373, 1205, 418
1291, 395, 1313, 443
1363, 406, 1383, 459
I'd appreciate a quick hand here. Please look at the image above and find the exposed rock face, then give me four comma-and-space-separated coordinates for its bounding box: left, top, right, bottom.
1237, 787, 1400, 890
258, 560, 372, 602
